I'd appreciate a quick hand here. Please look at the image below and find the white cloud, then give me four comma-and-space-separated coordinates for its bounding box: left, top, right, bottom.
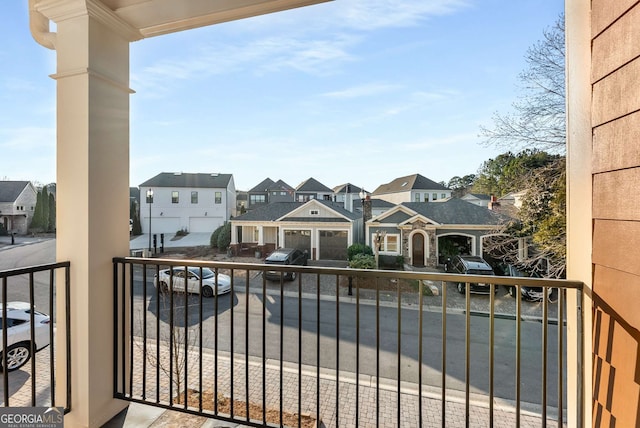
321, 83, 401, 99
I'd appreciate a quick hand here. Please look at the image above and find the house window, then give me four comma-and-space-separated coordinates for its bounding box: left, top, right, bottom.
310, 209, 319, 215
441, 193, 447, 199
280, 192, 287, 196
415, 193, 420, 202
215, 192, 222, 204
379, 234, 400, 253
323, 195, 332, 200
432, 193, 438, 200
172, 191, 179, 203
191, 191, 198, 204
250, 195, 266, 204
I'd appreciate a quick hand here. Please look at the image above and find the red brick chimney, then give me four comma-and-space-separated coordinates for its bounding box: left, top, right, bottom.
488, 195, 500, 211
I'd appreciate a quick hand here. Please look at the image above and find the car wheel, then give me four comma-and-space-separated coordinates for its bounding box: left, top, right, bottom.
202, 286, 214, 298
289, 271, 297, 281
2, 343, 31, 371
457, 283, 465, 294
159, 281, 169, 294
508, 286, 516, 298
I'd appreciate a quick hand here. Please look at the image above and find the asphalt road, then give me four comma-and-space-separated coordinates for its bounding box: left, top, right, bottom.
129, 272, 566, 407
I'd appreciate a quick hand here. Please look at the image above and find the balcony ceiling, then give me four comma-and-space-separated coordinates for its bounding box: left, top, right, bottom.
35, 0, 331, 39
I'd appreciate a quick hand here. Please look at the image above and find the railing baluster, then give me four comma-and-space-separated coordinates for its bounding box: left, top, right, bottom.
542, 283, 548, 425
213, 267, 219, 414
335, 274, 340, 428
442, 279, 447, 427
245, 270, 250, 422
155, 264, 160, 404
316, 273, 321, 427
121, 263, 127, 399
128, 264, 134, 400
230, 269, 235, 417
199, 267, 203, 413
418, 278, 424, 428
490, 283, 495, 427
516, 284, 522, 428
49, 268, 55, 407
142, 263, 147, 401
262, 271, 267, 424
280, 270, 284, 427
29, 272, 36, 405
298, 272, 302, 428
465, 281, 470, 428
2, 282, 7, 407
169, 267, 175, 406
376, 277, 380, 428
558, 287, 564, 427
183, 266, 189, 411
397, 275, 401, 428
356, 276, 360, 428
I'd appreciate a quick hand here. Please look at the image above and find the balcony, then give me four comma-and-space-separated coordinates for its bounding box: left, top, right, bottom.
104, 257, 583, 427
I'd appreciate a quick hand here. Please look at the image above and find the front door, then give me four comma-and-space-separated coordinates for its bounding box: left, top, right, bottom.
412, 234, 425, 267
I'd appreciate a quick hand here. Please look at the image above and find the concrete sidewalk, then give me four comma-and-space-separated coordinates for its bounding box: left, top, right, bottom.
129, 233, 212, 252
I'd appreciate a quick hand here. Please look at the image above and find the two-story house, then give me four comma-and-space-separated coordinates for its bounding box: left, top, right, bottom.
139, 172, 236, 234
246, 178, 295, 210
295, 177, 333, 202
372, 173, 452, 204
0, 181, 38, 234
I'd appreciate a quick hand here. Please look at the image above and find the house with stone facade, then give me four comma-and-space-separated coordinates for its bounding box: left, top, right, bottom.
366, 198, 510, 268
0, 181, 38, 234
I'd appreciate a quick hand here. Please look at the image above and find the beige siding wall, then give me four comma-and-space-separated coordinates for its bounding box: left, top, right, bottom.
591, 2, 640, 426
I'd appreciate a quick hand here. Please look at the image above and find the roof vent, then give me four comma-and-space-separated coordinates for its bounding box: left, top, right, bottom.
211, 173, 219, 177
174, 172, 182, 176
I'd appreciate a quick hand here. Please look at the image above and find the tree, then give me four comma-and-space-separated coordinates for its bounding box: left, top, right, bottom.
130, 200, 142, 235
217, 222, 231, 251
47, 192, 56, 232
41, 186, 50, 232
479, 14, 567, 277
480, 15, 565, 153
447, 174, 476, 198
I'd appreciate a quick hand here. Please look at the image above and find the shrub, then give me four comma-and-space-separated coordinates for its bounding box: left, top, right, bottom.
175, 228, 188, 236
348, 253, 376, 269
210, 225, 223, 248
217, 222, 231, 251
347, 243, 373, 261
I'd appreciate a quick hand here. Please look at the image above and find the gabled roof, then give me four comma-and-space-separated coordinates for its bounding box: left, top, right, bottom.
0, 181, 31, 203
140, 172, 233, 189
248, 178, 275, 193
401, 198, 510, 225
462, 193, 491, 201
233, 202, 303, 221
268, 179, 295, 192
333, 183, 363, 194
296, 177, 333, 193
372, 173, 450, 195
232, 199, 360, 222
352, 198, 395, 210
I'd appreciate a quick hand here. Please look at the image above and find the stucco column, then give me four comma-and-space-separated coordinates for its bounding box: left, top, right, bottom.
258, 225, 264, 245
45, 3, 138, 426
565, 1, 592, 427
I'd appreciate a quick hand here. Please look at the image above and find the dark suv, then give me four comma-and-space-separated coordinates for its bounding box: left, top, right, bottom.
264, 248, 308, 281
447, 255, 496, 294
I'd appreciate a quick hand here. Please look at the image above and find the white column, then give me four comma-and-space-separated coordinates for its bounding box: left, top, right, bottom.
46, 2, 139, 426
258, 225, 264, 245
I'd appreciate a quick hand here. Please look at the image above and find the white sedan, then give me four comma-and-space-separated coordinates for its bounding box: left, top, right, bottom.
0, 302, 51, 371
154, 267, 231, 297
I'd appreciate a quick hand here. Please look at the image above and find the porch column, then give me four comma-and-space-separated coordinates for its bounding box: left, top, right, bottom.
46, 3, 139, 426
258, 225, 264, 245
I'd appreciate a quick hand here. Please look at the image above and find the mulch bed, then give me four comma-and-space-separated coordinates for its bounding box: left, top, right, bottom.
178, 389, 318, 428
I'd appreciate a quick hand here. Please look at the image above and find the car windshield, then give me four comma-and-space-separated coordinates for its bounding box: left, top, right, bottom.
187, 267, 215, 279
266, 252, 288, 263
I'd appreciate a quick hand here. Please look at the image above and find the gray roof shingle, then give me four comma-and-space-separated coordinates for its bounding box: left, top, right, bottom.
400, 199, 510, 225
0, 181, 30, 202
140, 172, 232, 189
296, 177, 333, 193
373, 173, 450, 195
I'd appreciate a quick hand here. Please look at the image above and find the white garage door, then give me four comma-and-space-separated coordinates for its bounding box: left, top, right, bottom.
150, 217, 181, 234
189, 217, 222, 233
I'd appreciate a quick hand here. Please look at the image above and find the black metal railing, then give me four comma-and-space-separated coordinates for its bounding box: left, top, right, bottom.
0, 262, 71, 412
113, 256, 583, 427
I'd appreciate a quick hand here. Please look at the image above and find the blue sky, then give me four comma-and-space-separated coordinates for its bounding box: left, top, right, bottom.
1, 0, 563, 192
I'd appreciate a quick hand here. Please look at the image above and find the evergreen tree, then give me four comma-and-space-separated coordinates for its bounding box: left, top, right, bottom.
41, 186, 50, 232
48, 192, 56, 232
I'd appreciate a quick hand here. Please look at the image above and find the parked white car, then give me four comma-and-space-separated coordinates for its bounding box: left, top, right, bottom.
0, 302, 51, 371
154, 267, 231, 297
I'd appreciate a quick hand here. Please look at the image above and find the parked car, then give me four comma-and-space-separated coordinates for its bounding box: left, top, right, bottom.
447, 255, 496, 294
0, 302, 51, 371
495, 264, 551, 301
264, 248, 308, 281
155, 266, 231, 297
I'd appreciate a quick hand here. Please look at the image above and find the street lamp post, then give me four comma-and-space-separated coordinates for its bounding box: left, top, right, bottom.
359, 189, 367, 245
147, 189, 153, 254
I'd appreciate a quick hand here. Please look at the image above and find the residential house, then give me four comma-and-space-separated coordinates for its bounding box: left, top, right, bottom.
372, 173, 452, 204
0, 181, 38, 234
230, 199, 360, 260
366, 198, 510, 268
352, 197, 395, 218
460, 193, 491, 207
246, 178, 294, 210
332, 183, 363, 212
139, 172, 236, 234
295, 177, 334, 202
